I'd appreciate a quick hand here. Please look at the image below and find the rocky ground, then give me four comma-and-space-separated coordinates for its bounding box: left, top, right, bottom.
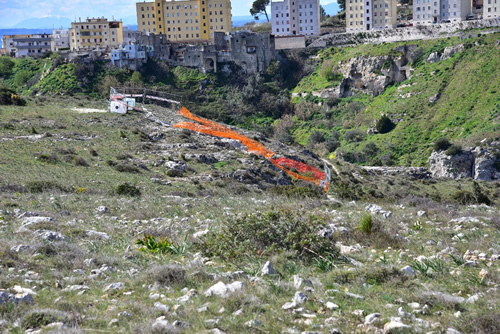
0, 98, 498, 333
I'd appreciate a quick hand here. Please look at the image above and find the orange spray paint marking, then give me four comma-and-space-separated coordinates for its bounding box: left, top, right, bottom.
174, 107, 330, 193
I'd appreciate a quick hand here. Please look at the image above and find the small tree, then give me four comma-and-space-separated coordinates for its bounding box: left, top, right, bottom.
0, 57, 15, 78
130, 71, 144, 84
434, 137, 452, 151
250, 0, 270, 22
376, 115, 395, 134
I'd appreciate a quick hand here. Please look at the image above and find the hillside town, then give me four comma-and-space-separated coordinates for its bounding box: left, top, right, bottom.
1, 0, 499, 74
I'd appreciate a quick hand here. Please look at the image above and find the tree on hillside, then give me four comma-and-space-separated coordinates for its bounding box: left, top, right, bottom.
320, 5, 327, 21
250, 0, 270, 22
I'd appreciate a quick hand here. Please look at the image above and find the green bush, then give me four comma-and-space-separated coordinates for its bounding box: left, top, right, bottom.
344, 129, 365, 143
376, 115, 395, 134
27, 181, 70, 193
201, 209, 339, 260
445, 144, 463, 156
359, 213, 374, 233
116, 183, 141, 197
434, 137, 452, 151
0, 57, 15, 78
325, 137, 340, 152
309, 130, 326, 145
0, 87, 26, 106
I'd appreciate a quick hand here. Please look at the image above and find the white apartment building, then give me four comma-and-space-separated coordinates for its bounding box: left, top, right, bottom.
51, 29, 70, 52
346, 0, 397, 32
271, 0, 321, 36
414, 0, 471, 24
483, 0, 499, 18
2, 33, 52, 58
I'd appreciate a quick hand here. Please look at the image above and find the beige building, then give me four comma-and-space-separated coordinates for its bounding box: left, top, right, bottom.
346, 0, 397, 32
70, 17, 123, 51
484, 0, 499, 18
136, 0, 232, 42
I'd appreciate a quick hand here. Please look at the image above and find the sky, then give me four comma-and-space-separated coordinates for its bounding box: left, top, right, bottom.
0, 0, 338, 27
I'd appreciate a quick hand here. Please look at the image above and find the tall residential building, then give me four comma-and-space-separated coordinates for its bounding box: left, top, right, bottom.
70, 17, 123, 51
484, 0, 499, 18
346, 0, 397, 32
136, 0, 232, 42
2, 33, 52, 58
413, 0, 471, 24
270, 0, 321, 36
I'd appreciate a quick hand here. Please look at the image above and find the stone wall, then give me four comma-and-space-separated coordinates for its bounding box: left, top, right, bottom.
275, 36, 306, 50
309, 18, 500, 48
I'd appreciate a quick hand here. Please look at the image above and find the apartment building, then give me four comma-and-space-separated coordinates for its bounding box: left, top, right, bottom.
51, 29, 70, 52
70, 17, 123, 51
414, 0, 471, 24
136, 0, 232, 42
484, 0, 499, 18
270, 0, 321, 36
346, 0, 397, 32
2, 33, 52, 58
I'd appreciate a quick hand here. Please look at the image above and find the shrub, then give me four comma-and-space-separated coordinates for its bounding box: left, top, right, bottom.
114, 164, 141, 173
344, 129, 365, 143
201, 209, 339, 260
0, 87, 26, 106
320, 60, 343, 82
36, 153, 59, 164
74, 157, 89, 167
116, 183, 141, 197
445, 144, 463, 156
0, 57, 15, 78
146, 265, 187, 286
376, 115, 395, 134
21, 309, 71, 329
359, 213, 374, 233
434, 137, 452, 151
309, 130, 326, 145
27, 181, 69, 193
325, 137, 340, 152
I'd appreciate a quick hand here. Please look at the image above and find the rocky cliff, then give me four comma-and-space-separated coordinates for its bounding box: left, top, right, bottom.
428, 145, 500, 181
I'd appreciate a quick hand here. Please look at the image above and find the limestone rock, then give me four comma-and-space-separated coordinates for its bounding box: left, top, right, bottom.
400, 266, 416, 277
440, 44, 464, 61
365, 313, 381, 325
104, 282, 125, 292
427, 52, 441, 63
261, 261, 277, 276
204, 281, 244, 297
96, 206, 109, 214
35, 230, 65, 241
384, 320, 412, 333
85, 230, 111, 240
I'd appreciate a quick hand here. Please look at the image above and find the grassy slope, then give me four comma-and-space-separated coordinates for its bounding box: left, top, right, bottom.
292, 33, 500, 166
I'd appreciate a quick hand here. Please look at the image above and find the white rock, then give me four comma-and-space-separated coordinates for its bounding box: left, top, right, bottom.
154, 302, 170, 312
365, 313, 381, 325
10, 245, 32, 253
245, 319, 262, 327
446, 328, 462, 334
22, 216, 55, 225
35, 230, 65, 241
85, 230, 111, 240
397, 307, 412, 318
192, 229, 209, 238
400, 266, 416, 277
293, 275, 312, 289
12, 286, 37, 296
97, 206, 109, 214
104, 282, 125, 292
204, 281, 244, 297
407, 302, 420, 309
326, 302, 339, 310
384, 320, 412, 333
417, 211, 426, 217
292, 291, 308, 305
177, 289, 197, 303
261, 261, 277, 276
282, 302, 296, 310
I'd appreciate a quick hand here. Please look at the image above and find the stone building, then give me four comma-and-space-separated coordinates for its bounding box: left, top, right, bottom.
271, 0, 321, 36
136, 0, 232, 42
2, 33, 52, 58
483, 0, 499, 19
70, 17, 123, 51
346, 0, 397, 32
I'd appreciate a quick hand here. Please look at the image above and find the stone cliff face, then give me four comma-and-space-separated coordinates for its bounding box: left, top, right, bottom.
314, 45, 418, 99
428, 146, 500, 181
